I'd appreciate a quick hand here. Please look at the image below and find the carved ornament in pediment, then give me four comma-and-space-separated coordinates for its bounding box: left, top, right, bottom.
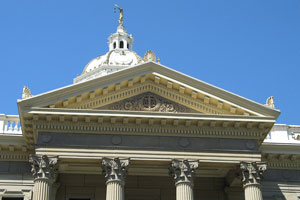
98, 92, 198, 113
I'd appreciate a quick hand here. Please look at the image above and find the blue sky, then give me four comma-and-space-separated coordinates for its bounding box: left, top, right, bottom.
0, 0, 299, 125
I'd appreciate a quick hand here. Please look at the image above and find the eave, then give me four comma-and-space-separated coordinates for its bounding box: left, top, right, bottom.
20, 107, 276, 148
17, 62, 280, 118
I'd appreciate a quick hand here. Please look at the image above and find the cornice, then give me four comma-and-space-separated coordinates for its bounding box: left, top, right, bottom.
262, 150, 300, 169
266, 161, 300, 169
19, 107, 275, 147
0, 150, 31, 161
23, 107, 276, 122
18, 62, 280, 118
261, 142, 300, 154
33, 121, 264, 139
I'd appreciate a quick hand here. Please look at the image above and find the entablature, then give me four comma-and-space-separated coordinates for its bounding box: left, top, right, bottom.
20, 107, 275, 148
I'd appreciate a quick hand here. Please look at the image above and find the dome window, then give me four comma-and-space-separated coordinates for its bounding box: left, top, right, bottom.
113, 42, 116, 49
127, 43, 129, 49
120, 41, 124, 49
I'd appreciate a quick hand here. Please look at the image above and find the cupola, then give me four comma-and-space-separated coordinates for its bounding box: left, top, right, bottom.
74, 5, 159, 84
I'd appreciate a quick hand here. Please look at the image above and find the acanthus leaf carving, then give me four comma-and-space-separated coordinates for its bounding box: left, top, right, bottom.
240, 161, 267, 187
169, 160, 199, 186
102, 158, 130, 184
29, 155, 58, 181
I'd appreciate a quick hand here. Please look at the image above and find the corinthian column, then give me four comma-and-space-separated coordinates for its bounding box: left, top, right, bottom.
29, 155, 58, 200
240, 162, 267, 200
102, 158, 130, 200
169, 160, 199, 200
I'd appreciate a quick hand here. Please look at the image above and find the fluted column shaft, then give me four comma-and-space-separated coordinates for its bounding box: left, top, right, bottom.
170, 160, 199, 200
176, 182, 194, 200
240, 162, 267, 200
32, 178, 51, 200
106, 181, 124, 200
244, 184, 263, 200
29, 155, 58, 200
102, 158, 129, 200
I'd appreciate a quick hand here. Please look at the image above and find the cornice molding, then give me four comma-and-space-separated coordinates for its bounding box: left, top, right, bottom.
267, 161, 300, 169
0, 151, 30, 161
19, 109, 274, 146
32, 121, 264, 139
18, 62, 280, 118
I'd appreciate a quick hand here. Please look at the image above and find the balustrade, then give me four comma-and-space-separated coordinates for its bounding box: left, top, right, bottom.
0, 114, 22, 134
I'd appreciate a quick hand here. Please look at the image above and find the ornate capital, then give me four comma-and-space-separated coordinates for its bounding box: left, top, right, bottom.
29, 155, 58, 181
102, 158, 130, 184
240, 162, 267, 187
170, 160, 199, 186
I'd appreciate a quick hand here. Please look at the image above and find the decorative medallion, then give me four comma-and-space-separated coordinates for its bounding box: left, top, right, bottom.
245, 141, 256, 150
111, 135, 122, 145
178, 138, 190, 148
99, 92, 197, 113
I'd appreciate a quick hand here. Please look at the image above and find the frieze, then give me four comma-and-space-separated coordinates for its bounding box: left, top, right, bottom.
264, 169, 300, 182
98, 92, 198, 113
37, 132, 259, 152
33, 121, 263, 138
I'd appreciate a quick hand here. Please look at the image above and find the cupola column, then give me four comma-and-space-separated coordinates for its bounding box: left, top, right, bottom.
170, 160, 199, 200
102, 158, 130, 200
240, 162, 267, 200
29, 155, 59, 200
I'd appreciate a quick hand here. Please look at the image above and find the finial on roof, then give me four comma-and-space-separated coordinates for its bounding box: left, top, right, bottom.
22, 86, 32, 99
157, 57, 160, 64
144, 50, 156, 62
114, 4, 124, 26
266, 96, 275, 108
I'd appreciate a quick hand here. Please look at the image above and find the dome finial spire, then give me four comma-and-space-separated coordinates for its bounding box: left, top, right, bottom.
114, 4, 124, 26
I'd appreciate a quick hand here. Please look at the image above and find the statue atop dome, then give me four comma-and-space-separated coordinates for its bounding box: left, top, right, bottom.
114, 4, 123, 26
74, 5, 144, 84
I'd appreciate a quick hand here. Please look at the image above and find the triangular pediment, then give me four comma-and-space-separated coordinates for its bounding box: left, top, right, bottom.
18, 61, 280, 118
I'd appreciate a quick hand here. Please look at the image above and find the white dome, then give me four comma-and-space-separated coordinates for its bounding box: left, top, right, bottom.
74, 25, 143, 84
83, 49, 142, 74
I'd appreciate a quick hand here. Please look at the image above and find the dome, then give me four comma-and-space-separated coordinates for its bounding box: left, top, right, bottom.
83, 49, 143, 74
74, 24, 144, 84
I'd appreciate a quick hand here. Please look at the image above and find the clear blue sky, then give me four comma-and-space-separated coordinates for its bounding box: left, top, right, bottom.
0, 0, 299, 125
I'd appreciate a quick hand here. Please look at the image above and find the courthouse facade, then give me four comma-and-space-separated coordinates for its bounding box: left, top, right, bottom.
0, 9, 300, 200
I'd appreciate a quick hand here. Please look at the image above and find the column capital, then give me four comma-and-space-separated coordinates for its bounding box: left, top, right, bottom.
29, 155, 58, 181
102, 157, 130, 184
240, 161, 267, 187
170, 159, 199, 186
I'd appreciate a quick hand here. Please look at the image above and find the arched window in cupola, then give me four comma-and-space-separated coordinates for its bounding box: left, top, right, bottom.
127, 43, 129, 49
120, 41, 124, 49
113, 42, 116, 49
